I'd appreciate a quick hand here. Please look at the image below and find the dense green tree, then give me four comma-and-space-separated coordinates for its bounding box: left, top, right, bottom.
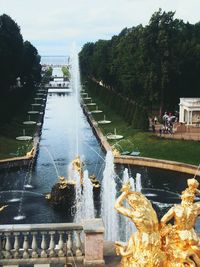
0, 13, 41, 123
79, 9, 200, 129
20, 41, 41, 84
0, 14, 23, 94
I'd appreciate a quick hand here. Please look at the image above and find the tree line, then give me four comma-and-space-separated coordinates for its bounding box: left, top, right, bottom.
0, 14, 41, 123
79, 9, 200, 129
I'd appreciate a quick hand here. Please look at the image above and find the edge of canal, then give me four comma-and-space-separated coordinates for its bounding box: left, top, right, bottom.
81, 103, 199, 176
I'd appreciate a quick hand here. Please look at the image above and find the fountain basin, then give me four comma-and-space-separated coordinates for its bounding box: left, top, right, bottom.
87, 103, 96, 106
91, 110, 103, 114
98, 120, 111, 124
31, 103, 41, 106
23, 121, 37, 125
107, 134, 123, 140
28, 111, 39, 115
34, 98, 43, 101
16, 136, 33, 141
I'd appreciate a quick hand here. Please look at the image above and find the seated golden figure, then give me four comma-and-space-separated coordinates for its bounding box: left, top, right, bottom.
115, 178, 200, 267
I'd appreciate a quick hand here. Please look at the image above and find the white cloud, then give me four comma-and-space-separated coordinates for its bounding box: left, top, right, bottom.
1, 0, 200, 55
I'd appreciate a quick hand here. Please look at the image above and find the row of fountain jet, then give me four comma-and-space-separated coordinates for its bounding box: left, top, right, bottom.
81, 90, 124, 140
16, 88, 48, 141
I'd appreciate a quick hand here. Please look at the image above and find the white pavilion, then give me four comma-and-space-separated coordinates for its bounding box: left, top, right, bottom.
179, 98, 200, 125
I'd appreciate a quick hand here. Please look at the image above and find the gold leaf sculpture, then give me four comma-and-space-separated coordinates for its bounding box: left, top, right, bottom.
115, 178, 200, 266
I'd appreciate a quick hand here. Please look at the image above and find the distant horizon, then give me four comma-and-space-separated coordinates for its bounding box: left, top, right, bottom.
2, 0, 199, 55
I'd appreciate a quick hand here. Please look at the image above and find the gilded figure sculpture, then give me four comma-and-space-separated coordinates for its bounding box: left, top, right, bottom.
160, 178, 200, 266
72, 155, 84, 184
115, 178, 200, 267
0, 205, 8, 212
115, 182, 165, 266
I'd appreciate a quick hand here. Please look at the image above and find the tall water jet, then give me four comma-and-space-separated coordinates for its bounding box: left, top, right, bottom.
82, 170, 94, 219
136, 173, 142, 192
122, 168, 136, 242
101, 151, 118, 241
70, 43, 81, 157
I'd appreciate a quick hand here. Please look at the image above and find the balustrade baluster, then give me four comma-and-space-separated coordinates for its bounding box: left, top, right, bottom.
49, 231, 56, 257
0, 233, 4, 259
31, 232, 38, 258
41, 232, 47, 257
75, 230, 82, 256
66, 232, 73, 256
22, 232, 30, 259
5, 233, 12, 259
13, 232, 20, 258
58, 231, 65, 256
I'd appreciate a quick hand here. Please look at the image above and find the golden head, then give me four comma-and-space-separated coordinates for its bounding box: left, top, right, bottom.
187, 178, 199, 189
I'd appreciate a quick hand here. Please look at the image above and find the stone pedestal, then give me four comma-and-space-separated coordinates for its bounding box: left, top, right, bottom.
83, 219, 105, 266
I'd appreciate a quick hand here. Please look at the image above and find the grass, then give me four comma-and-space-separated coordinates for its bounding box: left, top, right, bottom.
85, 90, 200, 166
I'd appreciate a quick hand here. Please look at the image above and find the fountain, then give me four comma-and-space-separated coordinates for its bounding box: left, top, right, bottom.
23, 115, 36, 125
101, 151, 118, 241
87, 99, 96, 106
107, 128, 123, 140
121, 168, 136, 242
27, 110, 39, 115
31, 103, 41, 107
16, 129, 32, 141
91, 106, 103, 114
83, 93, 91, 101
98, 115, 111, 124
34, 97, 43, 102
135, 173, 142, 192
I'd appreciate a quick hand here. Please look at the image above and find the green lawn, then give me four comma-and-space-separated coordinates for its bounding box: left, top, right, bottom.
0, 98, 39, 160
85, 92, 200, 166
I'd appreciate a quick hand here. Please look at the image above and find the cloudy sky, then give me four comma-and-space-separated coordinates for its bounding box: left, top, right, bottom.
1, 0, 200, 56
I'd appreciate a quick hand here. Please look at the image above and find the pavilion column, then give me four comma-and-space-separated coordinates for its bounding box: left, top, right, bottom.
179, 104, 184, 123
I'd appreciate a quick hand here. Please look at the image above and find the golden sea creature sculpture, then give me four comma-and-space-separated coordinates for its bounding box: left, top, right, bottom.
115, 178, 200, 267
72, 155, 84, 184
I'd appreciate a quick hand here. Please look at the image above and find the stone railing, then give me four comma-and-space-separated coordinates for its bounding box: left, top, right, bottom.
0, 219, 104, 266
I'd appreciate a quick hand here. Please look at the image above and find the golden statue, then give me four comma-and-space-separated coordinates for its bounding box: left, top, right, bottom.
115, 178, 200, 267
160, 178, 200, 266
115, 182, 165, 266
26, 147, 35, 157
58, 176, 68, 189
0, 205, 8, 212
72, 156, 84, 184
112, 147, 120, 157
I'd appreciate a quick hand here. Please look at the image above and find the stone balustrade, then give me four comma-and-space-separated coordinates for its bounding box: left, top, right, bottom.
0, 219, 104, 266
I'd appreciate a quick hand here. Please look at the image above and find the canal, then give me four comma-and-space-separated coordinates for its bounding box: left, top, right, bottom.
0, 56, 200, 241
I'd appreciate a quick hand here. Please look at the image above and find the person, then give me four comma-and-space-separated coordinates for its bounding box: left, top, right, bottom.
152, 124, 155, 133
154, 116, 158, 124
160, 178, 200, 266
115, 182, 165, 266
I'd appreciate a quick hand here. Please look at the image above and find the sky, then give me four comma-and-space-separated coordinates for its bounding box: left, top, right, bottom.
1, 0, 200, 56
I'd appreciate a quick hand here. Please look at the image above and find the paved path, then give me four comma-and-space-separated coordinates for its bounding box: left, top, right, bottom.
151, 122, 200, 141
